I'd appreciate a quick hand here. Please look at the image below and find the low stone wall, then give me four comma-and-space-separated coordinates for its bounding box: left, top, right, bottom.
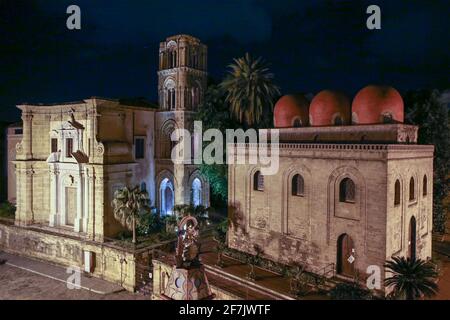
0, 223, 138, 291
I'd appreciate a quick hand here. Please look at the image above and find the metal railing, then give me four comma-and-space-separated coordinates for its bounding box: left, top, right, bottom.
318, 263, 335, 278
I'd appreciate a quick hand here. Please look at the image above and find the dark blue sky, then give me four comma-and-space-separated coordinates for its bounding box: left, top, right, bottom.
1, 0, 449, 121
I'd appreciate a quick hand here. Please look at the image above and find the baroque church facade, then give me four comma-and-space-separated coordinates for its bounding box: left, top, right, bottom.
11, 34, 209, 240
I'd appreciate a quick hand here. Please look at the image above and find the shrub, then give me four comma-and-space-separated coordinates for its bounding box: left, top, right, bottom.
0, 202, 16, 219
329, 282, 373, 300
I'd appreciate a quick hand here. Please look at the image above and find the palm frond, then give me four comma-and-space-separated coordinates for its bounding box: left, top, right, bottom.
220, 53, 280, 126
384, 256, 439, 300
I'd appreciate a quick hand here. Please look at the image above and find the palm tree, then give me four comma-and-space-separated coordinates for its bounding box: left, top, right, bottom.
384, 256, 439, 300
111, 186, 151, 244
220, 53, 280, 127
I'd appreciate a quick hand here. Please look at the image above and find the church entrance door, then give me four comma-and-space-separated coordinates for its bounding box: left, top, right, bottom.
65, 187, 77, 226
408, 216, 417, 261
337, 233, 355, 277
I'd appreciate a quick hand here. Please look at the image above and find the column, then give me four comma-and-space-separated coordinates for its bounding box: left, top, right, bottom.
74, 170, 84, 232
49, 167, 59, 227
21, 112, 33, 159
174, 164, 187, 205
83, 168, 90, 233
16, 167, 34, 226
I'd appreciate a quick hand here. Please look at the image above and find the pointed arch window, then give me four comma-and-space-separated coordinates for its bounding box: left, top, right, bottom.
253, 171, 264, 191
292, 174, 305, 196
423, 175, 428, 196
409, 177, 415, 201
339, 178, 355, 203
168, 49, 177, 68
167, 88, 176, 110
394, 180, 401, 206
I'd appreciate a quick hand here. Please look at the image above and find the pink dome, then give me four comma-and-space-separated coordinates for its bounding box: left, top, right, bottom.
352, 85, 404, 124
273, 94, 309, 128
309, 90, 351, 126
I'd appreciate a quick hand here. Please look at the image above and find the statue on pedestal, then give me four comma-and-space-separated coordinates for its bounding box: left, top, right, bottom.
163, 216, 214, 300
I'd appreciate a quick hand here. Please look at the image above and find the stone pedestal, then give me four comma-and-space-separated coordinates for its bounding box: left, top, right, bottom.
163, 266, 213, 300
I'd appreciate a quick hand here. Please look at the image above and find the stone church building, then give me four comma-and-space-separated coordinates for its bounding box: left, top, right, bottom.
227, 86, 434, 285
11, 34, 209, 241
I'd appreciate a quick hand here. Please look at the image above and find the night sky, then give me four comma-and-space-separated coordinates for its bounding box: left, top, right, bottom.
1, 0, 449, 121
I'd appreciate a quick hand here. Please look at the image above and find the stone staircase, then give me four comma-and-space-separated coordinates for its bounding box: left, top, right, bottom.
204, 263, 295, 300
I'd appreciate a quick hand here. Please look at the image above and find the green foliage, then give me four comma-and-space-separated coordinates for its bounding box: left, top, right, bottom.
199, 164, 228, 207
329, 282, 373, 300
173, 204, 210, 227
196, 84, 238, 207
196, 54, 280, 207
196, 84, 238, 131
111, 186, 152, 243
384, 256, 439, 300
213, 219, 228, 244
404, 89, 450, 232
0, 202, 16, 219
136, 207, 162, 237
220, 53, 280, 127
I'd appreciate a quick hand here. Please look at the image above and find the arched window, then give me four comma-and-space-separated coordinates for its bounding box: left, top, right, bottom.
160, 178, 174, 215
293, 118, 302, 128
141, 182, 147, 192
334, 116, 343, 126
394, 180, 401, 206
292, 174, 305, 196
161, 122, 176, 159
409, 177, 415, 201
339, 178, 355, 203
423, 175, 427, 196
191, 178, 202, 207
168, 50, 177, 68
167, 88, 176, 110
253, 171, 264, 191
382, 113, 394, 124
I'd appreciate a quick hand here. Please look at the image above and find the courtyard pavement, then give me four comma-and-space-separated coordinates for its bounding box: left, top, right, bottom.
0, 251, 147, 300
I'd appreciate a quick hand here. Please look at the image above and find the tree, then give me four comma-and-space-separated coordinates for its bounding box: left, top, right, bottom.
404, 89, 450, 232
220, 53, 280, 127
111, 186, 152, 244
195, 84, 238, 207
384, 256, 439, 300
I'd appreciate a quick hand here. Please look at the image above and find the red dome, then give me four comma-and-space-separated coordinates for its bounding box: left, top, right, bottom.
273, 94, 309, 128
352, 85, 404, 124
309, 90, 351, 126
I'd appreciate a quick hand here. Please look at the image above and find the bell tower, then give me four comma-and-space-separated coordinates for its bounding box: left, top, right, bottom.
155, 35, 210, 212
158, 35, 207, 111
